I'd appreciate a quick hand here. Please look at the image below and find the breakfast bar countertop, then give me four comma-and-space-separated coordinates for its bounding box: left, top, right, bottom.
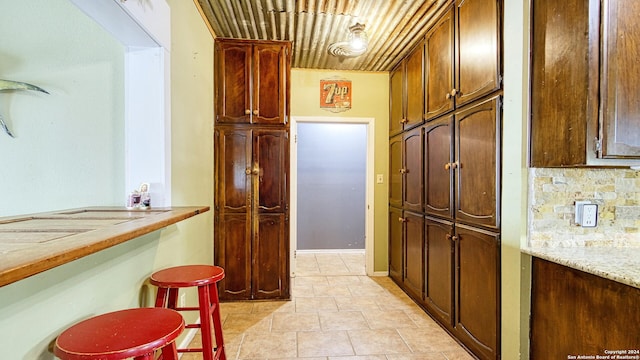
0, 206, 209, 288
522, 246, 640, 289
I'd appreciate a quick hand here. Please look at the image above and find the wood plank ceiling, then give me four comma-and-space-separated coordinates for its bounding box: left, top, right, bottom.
195, 0, 451, 71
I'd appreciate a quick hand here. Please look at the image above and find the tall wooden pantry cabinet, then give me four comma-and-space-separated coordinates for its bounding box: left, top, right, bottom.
214, 38, 291, 301
388, 0, 502, 359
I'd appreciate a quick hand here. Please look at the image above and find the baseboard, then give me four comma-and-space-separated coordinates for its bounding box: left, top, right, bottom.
296, 249, 365, 254
370, 271, 389, 277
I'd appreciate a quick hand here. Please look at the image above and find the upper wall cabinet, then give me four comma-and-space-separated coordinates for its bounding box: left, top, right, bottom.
390, 43, 425, 136
215, 38, 290, 125
425, 0, 501, 122
530, 0, 640, 167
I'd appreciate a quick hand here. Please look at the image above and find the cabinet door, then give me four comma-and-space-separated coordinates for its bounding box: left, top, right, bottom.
253, 43, 289, 125
455, 224, 500, 360
425, 7, 455, 120
600, 0, 640, 158
389, 135, 403, 208
529, 0, 596, 166
455, 0, 500, 106
455, 95, 500, 229
424, 217, 454, 328
388, 207, 404, 284
389, 63, 405, 136
215, 128, 252, 213
403, 127, 423, 212
253, 213, 289, 299
215, 213, 252, 300
254, 129, 288, 213
215, 42, 252, 124
405, 43, 425, 129
403, 211, 424, 300
424, 116, 453, 219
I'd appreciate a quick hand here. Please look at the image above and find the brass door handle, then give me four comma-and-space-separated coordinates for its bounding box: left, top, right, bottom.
399, 168, 408, 174
253, 110, 259, 116
245, 109, 251, 115
245, 168, 252, 175
400, 118, 408, 124
444, 163, 451, 170
398, 217, 407, 223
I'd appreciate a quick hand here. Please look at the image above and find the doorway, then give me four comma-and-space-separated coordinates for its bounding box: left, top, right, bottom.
290, 116, 375, 276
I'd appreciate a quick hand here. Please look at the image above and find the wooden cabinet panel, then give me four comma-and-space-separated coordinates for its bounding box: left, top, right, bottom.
405, 44, 425, 129
253, 213, 288, 299
531, 258, 640, 358
403, 128, 423, 212
403, 211, 424, 300
529, 0, 595, 167
455, 0, 501, 106
424, 217, 454, 327
600, 0, 640, 158
215, 128, 252, 213
389, 135, 403, 208
455, 224, 500, 360
390, 65, 405, 136
388, 207, 404, 284
215, 39, 289, 125
424, 116, 453, 219
215, 42, 252, 124
455, 96, 500, 229
253, 44, 288, 125
425, 7, 454, 120
215, 214, 252, 300
254, 130, 288, 212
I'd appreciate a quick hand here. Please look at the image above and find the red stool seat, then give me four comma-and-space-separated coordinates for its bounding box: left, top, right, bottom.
150, 265, 226, 360
54, 308, 184, 360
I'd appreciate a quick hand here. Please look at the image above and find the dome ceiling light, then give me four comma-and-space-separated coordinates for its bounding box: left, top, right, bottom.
328, 23, 369, 58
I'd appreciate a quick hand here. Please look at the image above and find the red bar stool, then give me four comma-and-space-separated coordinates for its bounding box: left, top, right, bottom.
150, 265, 226, 360
54, 307, 184, 360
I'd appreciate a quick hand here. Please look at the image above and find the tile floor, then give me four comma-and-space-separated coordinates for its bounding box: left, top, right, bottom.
182, 252, 474, 360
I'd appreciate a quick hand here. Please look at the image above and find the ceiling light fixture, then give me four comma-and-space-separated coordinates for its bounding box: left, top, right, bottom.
328, 23, 369, 58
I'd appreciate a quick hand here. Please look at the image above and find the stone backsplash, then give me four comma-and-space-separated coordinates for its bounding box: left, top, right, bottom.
528, 168, 640, 248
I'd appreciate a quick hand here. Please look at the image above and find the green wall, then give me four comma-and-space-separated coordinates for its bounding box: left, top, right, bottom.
0, 1, 214, 358
291, 69, 390, 272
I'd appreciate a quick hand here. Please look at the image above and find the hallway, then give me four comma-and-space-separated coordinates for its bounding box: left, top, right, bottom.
185, 252, 473, 359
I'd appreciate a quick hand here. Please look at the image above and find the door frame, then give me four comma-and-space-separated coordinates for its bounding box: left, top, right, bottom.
290, 116, 375, 276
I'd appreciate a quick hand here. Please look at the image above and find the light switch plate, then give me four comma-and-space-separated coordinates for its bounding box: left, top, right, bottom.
376, 174, 384, 184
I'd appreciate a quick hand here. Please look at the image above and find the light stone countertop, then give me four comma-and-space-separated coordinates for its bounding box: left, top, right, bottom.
522, 246, 640, 289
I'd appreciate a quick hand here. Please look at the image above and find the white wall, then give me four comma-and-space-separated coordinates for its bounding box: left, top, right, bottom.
0, 1, 214, 358
0, 0, 125, 216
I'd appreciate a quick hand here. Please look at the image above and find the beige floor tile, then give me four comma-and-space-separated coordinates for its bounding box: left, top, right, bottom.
238, 331, 297, 359
327, 356, 387, 360
396, 327, 462, 353
361, 309, 418, 329
221, 301, 255, 315
294, 275, 330, 286
441, 349, 475, 360
334, 296, 381, 311
223, 313, 272, 333
385, 354, 448, 360
297, 330, 355, 357
326, 275, 365, 286
252, 300, 295, 314
295, 296, 339, 312
319, 310, 369, 331
272, 312, 321, 332
347, 284, 389, 297
348, 328, 411, 355
313, 284, 353, 297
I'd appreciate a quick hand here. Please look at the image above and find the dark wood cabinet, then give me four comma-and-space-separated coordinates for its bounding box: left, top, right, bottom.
455, 0, 501, 107
425, 7, 454, 121
454, 95, 501, 230
389, 43, 425, 136
600, 0, 640, 158
424, 217, 454, 327
531, 258, 640, 358
403, 211, 424, 300
455, 224, 500, 360
530, 0, 640, 166
214, 38, 290, 301
388, 207, 404, 284
388, 2, 502, 359
424, 116, 453, 219
214, 127, 289, 300
215, 38, 290, 125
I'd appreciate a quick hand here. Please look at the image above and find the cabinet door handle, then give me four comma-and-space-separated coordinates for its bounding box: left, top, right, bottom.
398, 217, 407, 223
245, 168, 252, 175
245, 109, 251, 115
399, 168, 408, 174
253, 110, 259, 116
400, 118, 408, 124
451, 161, 459, 169
451, 88, 458, 97
444, 162, 451, 170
